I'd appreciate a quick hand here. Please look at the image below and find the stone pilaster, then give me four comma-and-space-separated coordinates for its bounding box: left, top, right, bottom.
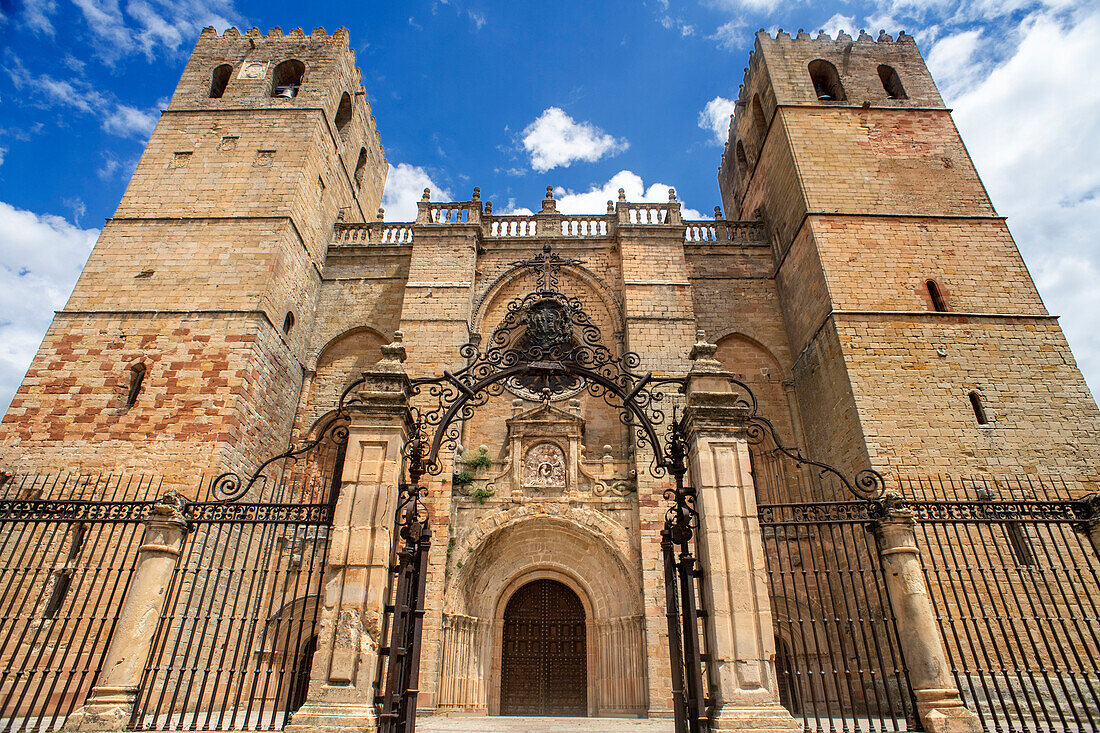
64, 493, 189, 731
874, 497, 983, 733
286, 337, 414, 733
681, 338, 799, 732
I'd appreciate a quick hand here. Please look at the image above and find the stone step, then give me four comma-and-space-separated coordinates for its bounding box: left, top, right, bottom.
416, 716, 676, 732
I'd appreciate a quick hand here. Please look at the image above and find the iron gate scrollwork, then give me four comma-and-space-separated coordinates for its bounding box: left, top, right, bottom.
373, 244, 713, 731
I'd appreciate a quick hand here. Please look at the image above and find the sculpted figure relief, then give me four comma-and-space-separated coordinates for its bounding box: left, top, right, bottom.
523, 443, 566, 490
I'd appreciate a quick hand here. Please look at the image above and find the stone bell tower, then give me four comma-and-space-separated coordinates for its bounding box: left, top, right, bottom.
721, 29, 1100, 486
0, 26, 388, 485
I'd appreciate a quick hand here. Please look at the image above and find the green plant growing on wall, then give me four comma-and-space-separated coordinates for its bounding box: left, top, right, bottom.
461, 447, 492, 470
612, 481, 637, 494
452, 470, 474, 487
468, 484, 495, 503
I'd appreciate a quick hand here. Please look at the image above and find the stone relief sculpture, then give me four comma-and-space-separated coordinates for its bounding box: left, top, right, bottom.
523, 442, 566, 490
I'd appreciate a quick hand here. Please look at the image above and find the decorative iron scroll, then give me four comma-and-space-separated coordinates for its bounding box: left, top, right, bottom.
757, 500, 885, 525
0, 499, 151, 523
408, 244, 686, 476
185, 502, 334, 525
907, 499, 1090, 523
210, 376, 363, 503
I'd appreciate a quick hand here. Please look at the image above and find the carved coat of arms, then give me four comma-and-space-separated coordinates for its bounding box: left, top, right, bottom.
523, 443, 566, 489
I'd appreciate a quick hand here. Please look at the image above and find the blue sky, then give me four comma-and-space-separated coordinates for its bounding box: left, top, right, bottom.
0, 0, 1097, 412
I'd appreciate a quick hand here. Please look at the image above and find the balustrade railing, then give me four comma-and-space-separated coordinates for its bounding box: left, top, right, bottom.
332, 223, 413, 245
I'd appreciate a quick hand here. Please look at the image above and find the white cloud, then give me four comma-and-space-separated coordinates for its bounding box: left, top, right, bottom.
708, 20, 747, 49
468, 10, 486, 29
0, 202, 99, 413
553, 170, 707, 220
698, 96, 736, 145
939, 6, 1100, 396
521, 108, 629, 172
71, 0, 240, 62
381, 163, 452, 221
23, 0, 57, 35
0, 146, 6, 166
925, 28, 983, 98
820, 13, 855, 38
102, 104, 158, 139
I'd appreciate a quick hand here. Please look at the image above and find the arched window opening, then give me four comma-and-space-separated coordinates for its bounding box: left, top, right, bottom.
878, 64, 907, 99
752, 94, 768, 146
969, 391, 989, 426
209, 64, 232, 98
808, 59, 845, 101
126, 362, 146, 409
283, 311, 295, 334
334, 92, 353, 141
272, 59, 305, 98
926, 280, 947, 312
735, 140, 749, 174
354, 148, 368, 190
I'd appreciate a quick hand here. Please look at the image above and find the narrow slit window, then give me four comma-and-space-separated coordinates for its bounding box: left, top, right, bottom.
283, 312, 295, 334
751, 94, 767, 147
209, 64, 232, 98
878, 64, 907, 99
927, 280, 947, 312
1006, 523, 1037, 566
354, 148, 368, 190
735, 140, 749, 173
126, 362, 146, 408
44, 523, 85, 619
969, 391, 989, 425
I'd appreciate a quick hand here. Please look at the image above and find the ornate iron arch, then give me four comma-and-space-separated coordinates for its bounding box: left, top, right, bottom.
407, 244, 687, 477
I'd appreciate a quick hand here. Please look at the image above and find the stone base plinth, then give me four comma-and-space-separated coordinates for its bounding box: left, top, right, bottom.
62, 686, 137, 732
711, 702, 801, 731
284, 702, 378, 733
914, 690, 984, 733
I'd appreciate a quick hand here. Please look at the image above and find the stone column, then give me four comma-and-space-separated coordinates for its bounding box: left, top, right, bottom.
64, 493, 189, 731
681, 339, 799, 732
874, 497, 983, 733
286, 338, 414, 733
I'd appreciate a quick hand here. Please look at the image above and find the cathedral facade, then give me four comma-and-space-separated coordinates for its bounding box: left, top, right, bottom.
1, 24, 1099, 733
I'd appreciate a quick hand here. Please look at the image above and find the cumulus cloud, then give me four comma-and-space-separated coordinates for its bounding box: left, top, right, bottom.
71, 0, 241, 62
102, 104, 159, 139
937, 6, 1100, 396
698, 96, 736, 145
553, 170, 707, 220
819, 13, 856, 38
381, 163, 453, 221
0, 202, 99, 413
521, 108, 629, 172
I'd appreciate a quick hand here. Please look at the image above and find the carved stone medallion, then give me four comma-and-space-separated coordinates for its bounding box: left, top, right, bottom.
523, 443, 566, 490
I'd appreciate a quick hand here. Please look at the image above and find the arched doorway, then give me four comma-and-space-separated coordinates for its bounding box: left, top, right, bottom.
500, 579, 587, 716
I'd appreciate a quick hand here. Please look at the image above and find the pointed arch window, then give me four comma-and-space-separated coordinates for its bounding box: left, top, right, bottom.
354, 148, 368, 190
209, 64, 232, 98
878, 64, 907, 99
751, 94, 767, 148
808, 59, 845, 101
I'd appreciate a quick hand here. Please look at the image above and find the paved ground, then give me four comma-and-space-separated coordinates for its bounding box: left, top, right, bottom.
416, 716, 676, 732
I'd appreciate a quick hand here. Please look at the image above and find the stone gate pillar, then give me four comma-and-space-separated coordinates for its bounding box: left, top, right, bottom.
64, 492, 189, 731
681, 338, 799, 732
874, 497, 983, 733
287, 337, 414, 733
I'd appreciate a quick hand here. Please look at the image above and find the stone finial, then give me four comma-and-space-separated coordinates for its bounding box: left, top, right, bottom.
857, 29, 872, 42
545, 185, 554, 200
607, 200, 614, 213
376, 207, 385, 222
617, 188, 626, 202
422, 188, 431, 201
150, 490, 188, 522
472, 186, 481, 201
714, 206, 723, 220
878, 29, 892, 42
380, 330, 407, 363
485, 200, 493, 215
668, 188, 677, 202
689, 330, 719, 364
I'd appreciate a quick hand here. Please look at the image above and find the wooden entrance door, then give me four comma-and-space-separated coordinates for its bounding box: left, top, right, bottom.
500, 579, 587, 716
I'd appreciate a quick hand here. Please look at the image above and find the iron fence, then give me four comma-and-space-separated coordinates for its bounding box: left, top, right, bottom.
0, 474, 160, 733
903, 475, 1100, 733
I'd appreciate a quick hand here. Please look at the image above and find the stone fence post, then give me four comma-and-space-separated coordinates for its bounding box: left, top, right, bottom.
286, 335, 413, 733
682, 337, 799, 732
65, 493, 189, 731
873, 496, 982, 733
